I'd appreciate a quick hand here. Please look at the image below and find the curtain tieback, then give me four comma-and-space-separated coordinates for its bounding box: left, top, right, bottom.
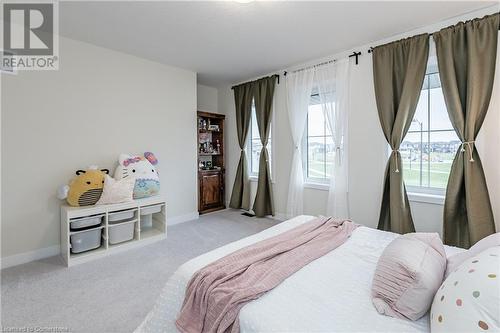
460, 141, 475, 162
391, 149, 400, 173
336, 146, 342, 166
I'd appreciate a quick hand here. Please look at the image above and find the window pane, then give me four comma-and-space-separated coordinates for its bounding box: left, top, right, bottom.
410, 89, 429, 132
403, 69, 458, 191
251, 139, 262, 174
249, 103, 272, 176
429, 131, 459, 189
308, 104, 325, 137
428, 72, 441, 89
401, 132, 424, 187
308, 137, 326, 179
251, 109, 259, 139
325, 136, 335, 178
429, 81, 453, 131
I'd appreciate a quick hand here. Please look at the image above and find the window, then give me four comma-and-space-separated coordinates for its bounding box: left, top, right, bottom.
304, 94, 335, 183
248, 101, 272, 177
401, 60, 459, 193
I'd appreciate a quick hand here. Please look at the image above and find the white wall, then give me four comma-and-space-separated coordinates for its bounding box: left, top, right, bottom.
218, 6, 500, 234
197, 84, 219, 113
1, 37, 198, 260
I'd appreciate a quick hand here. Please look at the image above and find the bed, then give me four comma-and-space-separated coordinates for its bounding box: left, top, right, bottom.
136, 215, 464, 333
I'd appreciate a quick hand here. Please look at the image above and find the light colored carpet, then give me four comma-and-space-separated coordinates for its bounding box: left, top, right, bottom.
1, 209, 278, 332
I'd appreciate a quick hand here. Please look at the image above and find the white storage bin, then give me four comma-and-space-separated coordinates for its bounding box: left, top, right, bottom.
141, 204, 162, 215
108, 220, 135, 244
108, 209, 135, 222
70, 215, 103, 230
71, 228, 102, 253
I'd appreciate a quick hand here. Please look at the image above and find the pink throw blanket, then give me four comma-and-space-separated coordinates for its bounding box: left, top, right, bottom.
176, 217, 358, 333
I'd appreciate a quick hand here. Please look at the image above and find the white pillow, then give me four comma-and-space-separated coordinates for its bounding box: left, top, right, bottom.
96, 175, 134, 205
371, 233, 447, 321
431, 246, 500, 333
445, 232, 500, 278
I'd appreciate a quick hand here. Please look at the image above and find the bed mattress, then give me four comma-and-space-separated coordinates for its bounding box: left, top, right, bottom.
136, 215, 464, 333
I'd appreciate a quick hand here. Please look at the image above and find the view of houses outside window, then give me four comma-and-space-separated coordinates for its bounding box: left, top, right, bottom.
249, 67, 457, 189
401, 67, 459, 191
305, 95, 335, 182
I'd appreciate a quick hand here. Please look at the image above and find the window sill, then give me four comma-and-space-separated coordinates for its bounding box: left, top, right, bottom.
407, 192, 445, 205
304, 182, 329, 191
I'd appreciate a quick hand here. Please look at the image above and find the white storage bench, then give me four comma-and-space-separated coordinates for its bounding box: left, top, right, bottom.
60, 196, 166, 267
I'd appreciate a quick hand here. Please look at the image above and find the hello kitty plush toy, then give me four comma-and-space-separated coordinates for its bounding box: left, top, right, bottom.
114, 152, 160, 199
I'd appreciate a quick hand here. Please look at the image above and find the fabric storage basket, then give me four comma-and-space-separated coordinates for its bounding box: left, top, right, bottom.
70, 214, 103, 231
108, 220, 135, 244
70, 228, 102, 253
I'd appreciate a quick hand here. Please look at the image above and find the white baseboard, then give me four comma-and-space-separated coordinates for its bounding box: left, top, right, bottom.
1, 245, 60, 270
1, 211, 200, 269
168, 211, 199, 225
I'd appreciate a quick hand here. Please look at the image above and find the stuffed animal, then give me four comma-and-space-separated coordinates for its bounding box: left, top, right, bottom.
114, 152, 160, 199
57, 166, 109, 206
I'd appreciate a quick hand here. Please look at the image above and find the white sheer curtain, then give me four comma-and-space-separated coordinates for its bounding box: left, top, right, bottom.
316, 59, 351, 218
285, 68, 314, 218
476, 35, 500, 231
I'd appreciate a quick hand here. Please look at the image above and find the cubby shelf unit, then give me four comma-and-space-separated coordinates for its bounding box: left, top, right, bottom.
61, 196, 167, 267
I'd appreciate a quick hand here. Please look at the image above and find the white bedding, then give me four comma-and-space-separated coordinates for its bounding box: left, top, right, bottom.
136, 215, 464, 333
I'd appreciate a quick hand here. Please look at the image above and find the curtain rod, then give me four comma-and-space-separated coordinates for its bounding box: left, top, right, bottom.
283, 51, 361, 76
367, 12, 500, 53
231, 74, 280, 90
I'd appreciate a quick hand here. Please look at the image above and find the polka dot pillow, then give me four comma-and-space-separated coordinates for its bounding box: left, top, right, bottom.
431, 246, 499, 332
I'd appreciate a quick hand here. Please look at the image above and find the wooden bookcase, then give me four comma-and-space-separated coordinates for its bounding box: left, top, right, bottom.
197, 111, 225, 214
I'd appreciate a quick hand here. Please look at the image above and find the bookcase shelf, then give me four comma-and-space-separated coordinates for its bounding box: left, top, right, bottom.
198, 111, 226, 214
61, 196, 166, 267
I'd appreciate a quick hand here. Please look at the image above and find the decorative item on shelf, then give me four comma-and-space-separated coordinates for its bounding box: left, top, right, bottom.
95, 175, 135, 205
199, 161, 204, 169
206, 161, 213, 169
202, 119, 207, 130
114, 152, 160, 199
216, 140, 221, 154
208, 124, 219, 131
57, 166, 110, 207
199, 132, 209, 142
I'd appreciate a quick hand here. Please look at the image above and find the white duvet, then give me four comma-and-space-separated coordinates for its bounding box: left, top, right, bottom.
136, 215, 464, 333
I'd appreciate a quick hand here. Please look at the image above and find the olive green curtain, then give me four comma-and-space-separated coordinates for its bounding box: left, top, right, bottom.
229, 83, 254, 210
434, 13, 499, 248
252, 76, 277, 217
373, 34, 430, 234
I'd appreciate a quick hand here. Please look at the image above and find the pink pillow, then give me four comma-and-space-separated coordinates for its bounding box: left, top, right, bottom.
372, 233, 447, 321
445, 232, 500, 278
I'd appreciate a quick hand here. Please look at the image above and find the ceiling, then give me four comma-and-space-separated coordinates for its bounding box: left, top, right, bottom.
59, 1, 498, 86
